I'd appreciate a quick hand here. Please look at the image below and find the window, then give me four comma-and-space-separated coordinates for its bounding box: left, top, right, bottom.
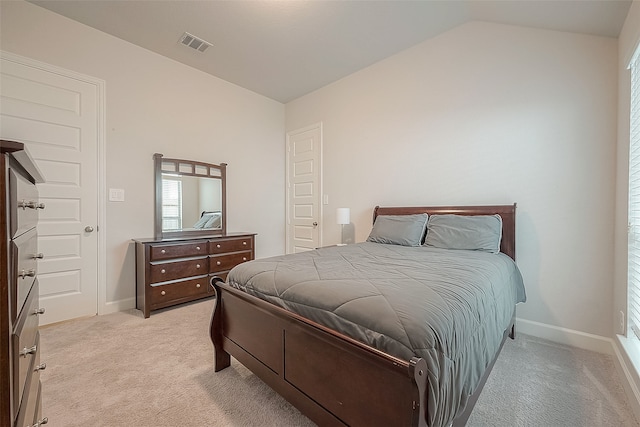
628, 45, 640, 338
162, 177, 182, 230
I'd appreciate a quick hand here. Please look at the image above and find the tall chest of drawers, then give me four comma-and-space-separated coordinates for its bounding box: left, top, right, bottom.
1, 141, 47, 427
133, 233, 255, 318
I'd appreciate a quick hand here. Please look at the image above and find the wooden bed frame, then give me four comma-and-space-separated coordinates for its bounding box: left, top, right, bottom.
210, 204, 517, 426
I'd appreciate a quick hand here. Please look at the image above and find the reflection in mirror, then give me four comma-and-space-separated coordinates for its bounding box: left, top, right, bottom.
154, 153, 226, 239
161, 174, 223, 231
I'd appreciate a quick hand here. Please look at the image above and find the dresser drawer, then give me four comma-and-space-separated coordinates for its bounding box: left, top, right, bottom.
33, 380, 45, 427
210, 252, 252, 273
149, 241, 207, 261
150, 276, 209, 307
9, 168, 41, 239
209, 237, 253, 254
149, 257, 208, 283
13, 282, 41, 413
15, 337, 43, 427
12, 229, 38, 320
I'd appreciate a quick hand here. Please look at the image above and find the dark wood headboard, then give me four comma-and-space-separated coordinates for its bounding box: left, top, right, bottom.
373, 204, 517, 260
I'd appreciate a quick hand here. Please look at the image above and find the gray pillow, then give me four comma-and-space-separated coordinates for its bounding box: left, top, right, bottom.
366, 213, 428, 247
204, 213, 222, 229
424, 214, 502, 253
193, 213, 214, 229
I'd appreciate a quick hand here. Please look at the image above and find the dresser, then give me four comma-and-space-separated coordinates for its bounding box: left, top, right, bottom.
133, 233, 255, 318
1, 140, 47, 427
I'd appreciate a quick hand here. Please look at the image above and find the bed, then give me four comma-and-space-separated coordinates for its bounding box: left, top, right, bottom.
209, 204, 525, 426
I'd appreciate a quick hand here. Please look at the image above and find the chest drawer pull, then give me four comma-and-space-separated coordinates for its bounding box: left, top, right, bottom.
34, 307, 46, 315
34, 362, 47, 372
18, 200, 45, 210
32, 253, 45, 259
161, 249, 166, 254
196, 246, 201, 251
29, 417, 49, 427
216, 261, 221, 266
161, 291, 166, 296
20, 344, 37, 357
196, 264, 201, 269
196, 283, 201, 288
243, 257, 247, 261
243, 241, 247, 245
18, 200, 37, 210
19, 269, 36, 278
161, 269, 166, 274
216, 244, 221, 249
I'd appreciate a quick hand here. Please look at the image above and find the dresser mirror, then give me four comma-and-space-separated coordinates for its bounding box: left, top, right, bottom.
154, 153, 226, 239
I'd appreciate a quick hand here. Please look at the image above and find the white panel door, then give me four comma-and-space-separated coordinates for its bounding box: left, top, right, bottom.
0, 55, 99, 325
286, 124, 322, 253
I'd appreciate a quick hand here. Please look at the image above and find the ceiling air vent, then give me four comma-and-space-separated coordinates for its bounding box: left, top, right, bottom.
179, 32, 212, 53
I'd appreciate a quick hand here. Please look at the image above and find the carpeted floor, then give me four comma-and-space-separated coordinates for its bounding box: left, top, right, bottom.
39, 299, 638, 426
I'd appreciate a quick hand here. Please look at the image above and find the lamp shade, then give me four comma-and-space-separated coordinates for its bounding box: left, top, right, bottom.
336, 208, 350, 225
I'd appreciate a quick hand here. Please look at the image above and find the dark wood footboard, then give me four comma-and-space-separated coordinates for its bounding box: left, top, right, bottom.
210, 277, 515, 426
210, 277, 429, 426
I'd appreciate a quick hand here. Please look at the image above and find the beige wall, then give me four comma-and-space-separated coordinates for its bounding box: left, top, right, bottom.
286, 21, 618, 340
0, 1, 286, 310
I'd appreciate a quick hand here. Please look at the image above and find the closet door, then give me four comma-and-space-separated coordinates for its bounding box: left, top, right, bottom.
0, 54, 100, 324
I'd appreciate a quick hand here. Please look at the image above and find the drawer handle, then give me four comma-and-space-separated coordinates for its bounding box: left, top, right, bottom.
196, 264, 201, 268
243, 257, 247, 261
196, 283, 201, 288
34, 307, 46, 315
20, 345, 37, 357
29, 418, 48, 427
161, 249, 166, 254
34, 362, 47, 372
18, 200, 42, 210
161, 269, 166, 274
216, 261, 221, 266
216, 244, 221, 249
32, 253, 45, 259
19, 269, 36, 279
196, 246, 201, 250
161, 290, 166, 296
243, 241, 247, 245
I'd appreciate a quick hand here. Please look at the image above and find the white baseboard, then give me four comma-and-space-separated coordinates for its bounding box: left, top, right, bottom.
516, 317, 613, 354
613, 335, 640, 424
100, 297, 136, 315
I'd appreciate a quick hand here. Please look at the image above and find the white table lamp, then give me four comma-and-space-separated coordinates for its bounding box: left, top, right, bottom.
336, 208, 350, 245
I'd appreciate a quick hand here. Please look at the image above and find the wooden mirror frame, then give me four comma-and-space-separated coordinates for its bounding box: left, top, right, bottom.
154, 153, 227, 239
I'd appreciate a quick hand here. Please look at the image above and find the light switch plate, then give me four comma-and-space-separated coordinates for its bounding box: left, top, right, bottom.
109, 188, 125, 202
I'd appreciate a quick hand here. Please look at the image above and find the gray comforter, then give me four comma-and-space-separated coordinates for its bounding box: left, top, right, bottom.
227, 242, 526, 426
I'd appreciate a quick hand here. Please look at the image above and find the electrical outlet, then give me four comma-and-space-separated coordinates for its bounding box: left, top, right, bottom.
619, 310, 626, 334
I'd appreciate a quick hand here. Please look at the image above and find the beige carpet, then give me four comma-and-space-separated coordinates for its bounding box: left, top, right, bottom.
39, 299, 638, 426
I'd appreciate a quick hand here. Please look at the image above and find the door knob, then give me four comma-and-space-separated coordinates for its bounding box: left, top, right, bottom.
312, 222, 318, 227
85, 226, 94, 233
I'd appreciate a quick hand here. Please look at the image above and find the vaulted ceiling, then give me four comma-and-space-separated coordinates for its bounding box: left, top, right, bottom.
30, 1, 632, 103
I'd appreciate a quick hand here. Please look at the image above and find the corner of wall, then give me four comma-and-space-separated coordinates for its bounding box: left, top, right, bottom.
614, 335, 640, 423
